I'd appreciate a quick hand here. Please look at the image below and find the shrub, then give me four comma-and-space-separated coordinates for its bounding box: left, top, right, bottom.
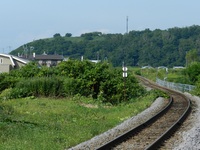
58, 60, 145, 103
191, 75, 200, 96
0, 73, 20, 92
99, 69, 145, 104
184, 62, 200, 84
10, 62, 40, 78
63, 78, 76, 96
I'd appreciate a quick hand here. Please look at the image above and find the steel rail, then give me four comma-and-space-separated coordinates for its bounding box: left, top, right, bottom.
96, 76, 191, 150
145, 91, 191, 150
96, 97, 173, 150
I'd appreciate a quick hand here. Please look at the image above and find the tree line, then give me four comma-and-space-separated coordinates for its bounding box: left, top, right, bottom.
10, 25, 200, 67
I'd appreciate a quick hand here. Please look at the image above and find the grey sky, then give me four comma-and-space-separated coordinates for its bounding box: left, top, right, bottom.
0, 0, 200, 53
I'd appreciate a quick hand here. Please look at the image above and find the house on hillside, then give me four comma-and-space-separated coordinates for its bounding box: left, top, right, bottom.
29, 52, 64, 67
0, 53, 29, 73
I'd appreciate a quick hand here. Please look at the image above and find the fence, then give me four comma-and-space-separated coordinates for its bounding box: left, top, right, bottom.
156, 78, 196, 92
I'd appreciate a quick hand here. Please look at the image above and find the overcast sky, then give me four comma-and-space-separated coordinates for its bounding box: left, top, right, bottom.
1, 0, 200, 53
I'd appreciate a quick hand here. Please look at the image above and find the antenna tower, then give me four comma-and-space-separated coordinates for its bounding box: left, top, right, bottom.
126, 16, 128, 34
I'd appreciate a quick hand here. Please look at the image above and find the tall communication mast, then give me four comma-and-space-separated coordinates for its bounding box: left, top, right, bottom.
126, 16, 129, 34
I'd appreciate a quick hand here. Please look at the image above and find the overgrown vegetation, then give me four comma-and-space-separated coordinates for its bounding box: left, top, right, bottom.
186, 62, 200, 96
0, 58, 171, 149
0, 60, 145, 104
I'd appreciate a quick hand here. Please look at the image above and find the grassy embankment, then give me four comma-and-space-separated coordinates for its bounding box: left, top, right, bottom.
0, 91, 160, 150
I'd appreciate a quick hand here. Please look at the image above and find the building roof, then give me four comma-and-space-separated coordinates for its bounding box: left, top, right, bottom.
0, 53, 29, 66
34, 54, 64, 60
12, 55, 30, 64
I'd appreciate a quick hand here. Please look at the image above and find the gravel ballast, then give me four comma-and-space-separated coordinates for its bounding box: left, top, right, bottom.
68, 97, 168, 150
68, 93, 200, 150
173, 93, 200, 150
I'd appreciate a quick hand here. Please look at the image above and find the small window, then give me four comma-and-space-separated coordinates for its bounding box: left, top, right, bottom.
0, 58, 3, 64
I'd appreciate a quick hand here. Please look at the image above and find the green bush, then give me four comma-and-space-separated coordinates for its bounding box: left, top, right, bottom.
184, 62, 200, 84
99, 69, 145, 104
62, 78, 74, 96
191, 75, 200, 96
58, 61, 146, 104
0, 73, 20, 92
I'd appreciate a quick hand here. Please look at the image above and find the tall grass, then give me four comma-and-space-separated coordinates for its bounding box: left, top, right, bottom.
10, 77, 75, 98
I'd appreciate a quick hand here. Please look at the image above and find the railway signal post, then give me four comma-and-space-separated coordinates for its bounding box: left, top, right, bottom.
122, 63, 128, 101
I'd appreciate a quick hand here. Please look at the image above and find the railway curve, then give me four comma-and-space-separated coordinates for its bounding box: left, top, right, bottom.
96, 76, 191, 150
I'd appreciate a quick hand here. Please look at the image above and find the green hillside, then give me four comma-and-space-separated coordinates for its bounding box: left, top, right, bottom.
10, 25, 200, 67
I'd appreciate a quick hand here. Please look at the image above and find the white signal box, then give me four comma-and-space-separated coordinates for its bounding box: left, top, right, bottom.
122, 67, 128, 77
123, 72, 127, 77
122, 67, 128, 71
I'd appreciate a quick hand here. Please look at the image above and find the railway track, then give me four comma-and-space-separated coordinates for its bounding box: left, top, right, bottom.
97, 76, 191, 150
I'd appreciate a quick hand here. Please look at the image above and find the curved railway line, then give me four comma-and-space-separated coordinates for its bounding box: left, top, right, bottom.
97, 76, 191, 150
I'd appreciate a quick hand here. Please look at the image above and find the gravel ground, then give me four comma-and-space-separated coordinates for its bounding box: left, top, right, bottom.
173, 92, 200, 150
67, 97, 168, 150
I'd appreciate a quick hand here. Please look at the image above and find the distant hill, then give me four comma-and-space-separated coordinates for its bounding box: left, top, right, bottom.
10, 26, 200, 67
